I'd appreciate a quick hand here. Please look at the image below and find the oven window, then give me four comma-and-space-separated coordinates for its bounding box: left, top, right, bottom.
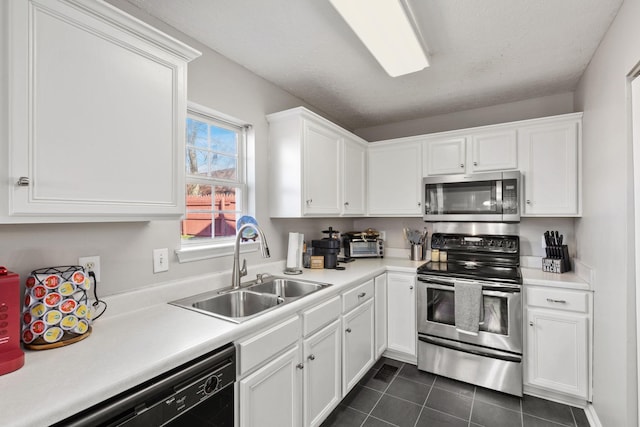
427, 289, 508, 335
425, 181, 497, 214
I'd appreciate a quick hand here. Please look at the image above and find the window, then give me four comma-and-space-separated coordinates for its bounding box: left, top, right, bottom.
181, 103, 248, 248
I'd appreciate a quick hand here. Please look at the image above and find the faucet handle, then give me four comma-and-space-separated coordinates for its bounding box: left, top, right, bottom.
240, 259, 247, 277
256, 273, 271, 284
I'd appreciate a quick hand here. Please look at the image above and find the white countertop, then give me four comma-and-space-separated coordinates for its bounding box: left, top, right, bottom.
0, 256, 588, 426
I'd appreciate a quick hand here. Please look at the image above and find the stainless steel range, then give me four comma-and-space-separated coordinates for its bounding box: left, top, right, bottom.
416, 229, 523, 396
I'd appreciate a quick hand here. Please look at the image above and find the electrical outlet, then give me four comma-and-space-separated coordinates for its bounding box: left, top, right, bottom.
379, 231, 386, 241
153, 248, 169, 273
79, 255, 101, 282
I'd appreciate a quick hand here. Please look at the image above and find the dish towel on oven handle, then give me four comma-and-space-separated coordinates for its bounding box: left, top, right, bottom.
454, 280, 484, 336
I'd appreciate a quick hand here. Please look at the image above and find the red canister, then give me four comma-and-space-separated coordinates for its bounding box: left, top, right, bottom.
0, 268, 25, 375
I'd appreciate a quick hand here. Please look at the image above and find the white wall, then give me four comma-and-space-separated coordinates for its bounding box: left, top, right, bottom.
355, 92, 575, 141
574, 0, 639, 424
0, 1, 352, 297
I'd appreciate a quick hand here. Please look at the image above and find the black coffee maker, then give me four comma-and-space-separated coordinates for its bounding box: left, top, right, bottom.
311, 227, 341, 269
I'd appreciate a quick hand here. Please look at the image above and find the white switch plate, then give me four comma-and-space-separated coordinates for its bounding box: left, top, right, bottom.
153, 248, 169, 273
79, 255, 101, 282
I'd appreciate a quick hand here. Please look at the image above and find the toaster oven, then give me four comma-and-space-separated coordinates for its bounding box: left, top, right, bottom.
343, 238, 384, 258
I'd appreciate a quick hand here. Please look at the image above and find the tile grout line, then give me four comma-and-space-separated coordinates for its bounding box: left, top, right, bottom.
411, 377, 435, 427
359, 361, 405, 427
468, 386, 477, 427
520, 393, 524, 427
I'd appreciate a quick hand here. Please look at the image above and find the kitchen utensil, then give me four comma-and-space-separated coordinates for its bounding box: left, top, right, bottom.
0, 268, 24, 375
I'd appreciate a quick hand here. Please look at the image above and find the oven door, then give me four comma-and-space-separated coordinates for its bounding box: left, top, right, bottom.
417, 275, 522, 354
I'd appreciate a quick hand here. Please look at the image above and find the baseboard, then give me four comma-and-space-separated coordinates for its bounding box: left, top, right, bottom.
381, 349, 417, 365
523, 385, 588, 408
584, 404, 603, 427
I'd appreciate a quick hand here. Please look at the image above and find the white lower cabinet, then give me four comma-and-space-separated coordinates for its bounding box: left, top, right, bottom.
303, 320, 342, 427
374, 273, 388, 359
386, 272, 417, 361
239, 345, 302, 427
342, 298, 375, 394
524, 286, 591, 401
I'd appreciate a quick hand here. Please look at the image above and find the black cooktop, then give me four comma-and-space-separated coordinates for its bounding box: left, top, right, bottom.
417, 232, 522, 285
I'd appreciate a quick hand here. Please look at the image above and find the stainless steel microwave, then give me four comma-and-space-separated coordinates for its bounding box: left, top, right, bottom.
422, 171, 520, 222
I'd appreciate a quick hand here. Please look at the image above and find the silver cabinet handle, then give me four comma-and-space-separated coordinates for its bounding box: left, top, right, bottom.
306, 199, 313, 205
418, 202, 421, 206
358, 292, 366, 298
546, 298, 567, 304
308, 354, 315, 361
529, 321, 534, 326
460, 163, 464, 168
344, 201, 349, 206
16, 177, 30, 187
296, 363, 304, 370
473, 161, 478, 166
409, 286, 414, 290
345, 328, 352, 333
526, 200, 531, 205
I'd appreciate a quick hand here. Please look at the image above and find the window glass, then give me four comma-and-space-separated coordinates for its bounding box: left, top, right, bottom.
182, 106, 247, 246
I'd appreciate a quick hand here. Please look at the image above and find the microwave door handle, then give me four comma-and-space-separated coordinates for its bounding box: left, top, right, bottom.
496, 179, 503, 213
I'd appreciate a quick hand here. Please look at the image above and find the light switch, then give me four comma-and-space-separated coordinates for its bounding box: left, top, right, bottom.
153, 248, 169, 273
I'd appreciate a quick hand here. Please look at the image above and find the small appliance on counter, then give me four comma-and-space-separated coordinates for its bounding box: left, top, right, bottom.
342, 228, 384, 259
311, 227, 342, 269
0, 267, 25, 376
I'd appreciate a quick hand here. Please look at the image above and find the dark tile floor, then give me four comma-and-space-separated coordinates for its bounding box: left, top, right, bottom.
321, 358, 590, 427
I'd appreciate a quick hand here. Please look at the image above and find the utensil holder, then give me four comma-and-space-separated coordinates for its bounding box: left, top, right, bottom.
542, 245, 571, 273
410, 244, 425, 261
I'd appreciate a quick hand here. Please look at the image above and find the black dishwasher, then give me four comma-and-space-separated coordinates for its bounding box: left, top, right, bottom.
54, 343, 235, 427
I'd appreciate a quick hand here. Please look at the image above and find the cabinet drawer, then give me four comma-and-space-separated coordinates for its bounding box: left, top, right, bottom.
237, 315, 301, 376
526, 287, 588, 313
342, 279, 374, 313
302, 296, 341, 337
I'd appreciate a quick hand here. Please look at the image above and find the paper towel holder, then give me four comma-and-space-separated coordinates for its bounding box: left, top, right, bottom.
284, 232, 304, 275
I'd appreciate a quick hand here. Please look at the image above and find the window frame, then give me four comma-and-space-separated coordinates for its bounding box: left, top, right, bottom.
176, 101, 256, 263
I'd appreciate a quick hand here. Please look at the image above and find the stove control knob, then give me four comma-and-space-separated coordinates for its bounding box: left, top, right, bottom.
204, 375, 220, 394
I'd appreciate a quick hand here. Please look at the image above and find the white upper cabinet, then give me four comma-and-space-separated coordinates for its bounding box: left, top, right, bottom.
267, 107, 368, 217
424, 129, 517, 176
424, 137, 467, 175
342, 136, 367, 216
2, 0, 200, 222
303, 122, 342, 215
470, 129, 518, 172
518, 113, 582, 216
368, 141, 422, 216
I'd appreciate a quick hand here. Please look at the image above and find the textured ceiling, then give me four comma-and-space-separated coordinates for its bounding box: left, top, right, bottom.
125, 0, 622, 130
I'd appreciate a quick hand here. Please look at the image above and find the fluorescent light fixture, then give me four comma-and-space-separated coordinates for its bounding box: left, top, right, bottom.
329, 0, 429, 77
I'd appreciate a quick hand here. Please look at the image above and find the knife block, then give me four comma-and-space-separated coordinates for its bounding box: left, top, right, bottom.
542, 245, 571, 273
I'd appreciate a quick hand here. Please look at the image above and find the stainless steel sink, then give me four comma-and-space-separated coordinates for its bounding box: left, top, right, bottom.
246, 278, 329, 300
170, 277, 331, 323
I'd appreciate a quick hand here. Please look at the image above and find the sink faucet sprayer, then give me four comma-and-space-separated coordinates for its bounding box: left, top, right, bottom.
232, 223, 270, 289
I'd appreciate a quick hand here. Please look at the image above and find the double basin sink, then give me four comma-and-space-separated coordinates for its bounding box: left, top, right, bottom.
170, 276, 331, 323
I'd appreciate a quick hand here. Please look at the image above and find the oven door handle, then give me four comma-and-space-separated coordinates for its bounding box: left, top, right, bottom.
418, 276, 521, 293
419, 335, 521, 363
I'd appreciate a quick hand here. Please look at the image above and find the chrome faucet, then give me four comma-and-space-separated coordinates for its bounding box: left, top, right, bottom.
232, 223, 270, 289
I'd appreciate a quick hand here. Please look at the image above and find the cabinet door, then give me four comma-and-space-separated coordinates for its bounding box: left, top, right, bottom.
519, 120, 580, 216
368, 142, 422, 216
239, 346, 302, 427
525, 308, 588, 398
7, 0, 197, 220
303, 320, 342, 427
303, 121, 341, 215
386, 273, 416, 357
342, 137, 366, 215
342, 299, 375, 394
470, 129, 517, 172
424, 137, 467, 175
374, 273, 388, 359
